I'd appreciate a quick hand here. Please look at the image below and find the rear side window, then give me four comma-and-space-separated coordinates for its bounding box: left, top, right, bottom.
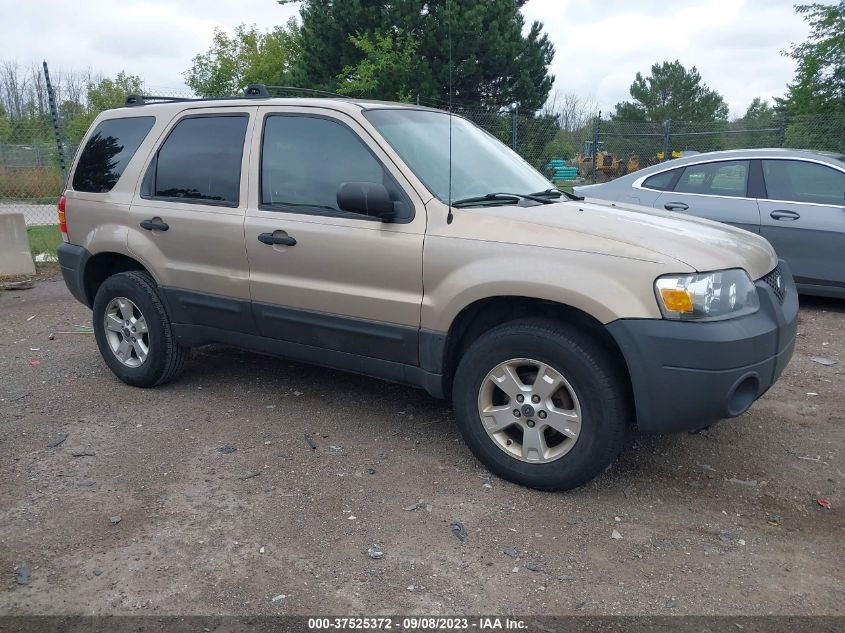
72, 116, 155, 193
148, 115, 248, 206
674, 160, 749, 198
762, 160, 845, 206
642, 169, 680, 191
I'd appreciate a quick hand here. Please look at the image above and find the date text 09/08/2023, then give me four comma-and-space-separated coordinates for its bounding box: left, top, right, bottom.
307, 617, 529, 630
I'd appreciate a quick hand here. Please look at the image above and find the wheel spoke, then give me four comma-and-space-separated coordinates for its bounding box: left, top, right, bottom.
533, 363, 563, 400
105, 314, 124, 332
543, 407, 581, 439
116, 339, 132, 362
490, 363, 529, 400
480, 404, 518, 433
132, 339, 149, 363
521, 426, 548, 461
133, 316, 148, 334
117, 298, 134, 322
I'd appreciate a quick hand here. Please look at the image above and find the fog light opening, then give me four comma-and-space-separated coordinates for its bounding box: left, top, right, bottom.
726, 375, 759, 417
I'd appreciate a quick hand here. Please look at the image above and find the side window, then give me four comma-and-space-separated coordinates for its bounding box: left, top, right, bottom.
149, 115, 248, 206
642, 169, 680, 191
261, 115, 409, 219
674, 161, 749, 198
762, 160, 845, 206
72, 116, 155, 193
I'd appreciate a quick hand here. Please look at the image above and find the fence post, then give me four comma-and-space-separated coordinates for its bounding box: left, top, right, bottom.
591, 112, 601, 184
42, 60, 67, 187
511, 108, 518, 150
778, 115, 788, 148
661, 119, 671, 163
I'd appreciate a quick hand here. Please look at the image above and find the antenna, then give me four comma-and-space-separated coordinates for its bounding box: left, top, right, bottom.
446, 0, 454, 224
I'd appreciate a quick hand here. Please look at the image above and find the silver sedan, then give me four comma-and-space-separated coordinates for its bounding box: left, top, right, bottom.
574, 148, 845, 298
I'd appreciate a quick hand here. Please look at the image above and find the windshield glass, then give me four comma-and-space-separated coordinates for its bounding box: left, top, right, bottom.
364, 108, 552, 204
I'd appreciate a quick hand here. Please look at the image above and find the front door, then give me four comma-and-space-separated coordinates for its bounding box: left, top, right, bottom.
128, 107, 256, 331
652, 159, 761, 233
244, 106, 426, 365
758, 158, 845, 290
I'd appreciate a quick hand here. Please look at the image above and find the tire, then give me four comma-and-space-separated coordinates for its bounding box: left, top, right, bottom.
92, 271, 187, 387
452, 318, 629, 491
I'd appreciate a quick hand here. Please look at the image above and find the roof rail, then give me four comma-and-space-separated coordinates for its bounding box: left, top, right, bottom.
124, 84, 349, 107
124, 94, 197, 107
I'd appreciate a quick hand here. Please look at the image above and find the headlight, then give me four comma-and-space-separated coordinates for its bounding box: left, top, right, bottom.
655, 269, 759, 321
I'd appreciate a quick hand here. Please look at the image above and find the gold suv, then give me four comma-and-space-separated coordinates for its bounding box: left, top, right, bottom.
57, 86, 798, 490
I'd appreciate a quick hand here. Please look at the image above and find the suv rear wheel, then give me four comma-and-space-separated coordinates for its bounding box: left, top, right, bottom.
92, 271, 187, 387
452, 318, 628, 491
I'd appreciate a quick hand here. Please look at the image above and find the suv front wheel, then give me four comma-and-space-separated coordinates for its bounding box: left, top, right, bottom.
92, 271, 187, 387
452, 318, 629, 491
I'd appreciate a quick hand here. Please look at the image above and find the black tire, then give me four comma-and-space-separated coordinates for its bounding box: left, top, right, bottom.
452, 318, 629, 491
92, 271, 187, 387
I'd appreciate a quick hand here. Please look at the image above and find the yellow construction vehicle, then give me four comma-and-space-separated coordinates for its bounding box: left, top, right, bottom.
576, 141, 639, 178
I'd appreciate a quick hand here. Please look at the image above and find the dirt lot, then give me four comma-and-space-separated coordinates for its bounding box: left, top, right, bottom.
0, 278, 842, 616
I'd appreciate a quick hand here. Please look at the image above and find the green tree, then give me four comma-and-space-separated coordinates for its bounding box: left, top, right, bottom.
779, 1, 844, 115
184, 21, 300, 97
612, 60, 729, 122
284, 0, 555, 111
64, 72, 143, 143
336, 29, 419, 101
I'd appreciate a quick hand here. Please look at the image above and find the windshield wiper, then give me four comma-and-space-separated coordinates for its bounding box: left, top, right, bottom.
529, 188, 585, 202
451, 192, 554, 208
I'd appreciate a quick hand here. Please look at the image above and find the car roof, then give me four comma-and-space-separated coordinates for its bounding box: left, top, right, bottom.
99, 97, 446, 120
639, 148, 845, 172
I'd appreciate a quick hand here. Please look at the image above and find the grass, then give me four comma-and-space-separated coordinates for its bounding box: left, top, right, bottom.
0, 165, 63, 199
27, 225, 61, 259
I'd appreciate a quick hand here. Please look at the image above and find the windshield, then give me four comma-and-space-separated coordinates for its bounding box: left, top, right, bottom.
364, 108, 552, 204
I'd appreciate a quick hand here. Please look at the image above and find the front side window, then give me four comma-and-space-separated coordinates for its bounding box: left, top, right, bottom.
364, 109, 551, 203
72, 116, 155, 193
151, 115, 248, 205
762, 160, 845, 206
261, 115, 409, 218
674, 160, 749, 198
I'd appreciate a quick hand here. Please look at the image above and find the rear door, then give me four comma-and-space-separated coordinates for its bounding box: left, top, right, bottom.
243, 105, 426, 365
128, 107, 256, 331
758, 158, 845, 289
652, 159, 761, 233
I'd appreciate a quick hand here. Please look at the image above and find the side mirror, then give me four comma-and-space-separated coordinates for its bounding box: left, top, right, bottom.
337, 182, 395, 221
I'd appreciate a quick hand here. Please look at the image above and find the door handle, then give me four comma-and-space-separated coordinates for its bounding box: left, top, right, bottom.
770, 209, 800, 221
258, 232, 297, 246
140, 219, 169, 231
664, 202, 689, 211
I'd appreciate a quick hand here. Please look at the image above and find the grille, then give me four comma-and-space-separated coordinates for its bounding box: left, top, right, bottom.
760, 265, 786, 304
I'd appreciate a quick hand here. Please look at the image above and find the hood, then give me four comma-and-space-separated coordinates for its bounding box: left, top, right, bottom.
475, 198, 777, 280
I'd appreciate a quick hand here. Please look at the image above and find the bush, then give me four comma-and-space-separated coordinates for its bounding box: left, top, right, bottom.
0, 165, 63, 201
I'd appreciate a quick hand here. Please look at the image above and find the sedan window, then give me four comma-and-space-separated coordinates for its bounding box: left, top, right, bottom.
674, 161, 749, 198
762, 160, 845, 206
642, 168, 680, 191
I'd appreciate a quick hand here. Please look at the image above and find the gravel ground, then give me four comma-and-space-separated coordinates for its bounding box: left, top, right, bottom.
0, 279, 842, 616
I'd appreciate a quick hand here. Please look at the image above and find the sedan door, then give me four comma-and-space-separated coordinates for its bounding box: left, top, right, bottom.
758, 158, 845, 292
652, 159, 761, 233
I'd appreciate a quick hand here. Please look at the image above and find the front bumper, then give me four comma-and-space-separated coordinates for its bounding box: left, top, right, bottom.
607, 261, 798, 433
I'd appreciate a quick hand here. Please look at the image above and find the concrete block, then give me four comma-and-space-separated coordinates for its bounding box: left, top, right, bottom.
0, 213, 36, 276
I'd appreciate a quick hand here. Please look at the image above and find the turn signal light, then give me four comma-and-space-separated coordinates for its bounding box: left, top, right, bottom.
659, 287, 693, 313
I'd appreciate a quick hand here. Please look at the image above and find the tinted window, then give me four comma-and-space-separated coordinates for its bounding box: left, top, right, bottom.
643, 169, 679, 190
261, 115, 408, 218
153, 115, 248, 205
72, 116, 154, 193
762, 160, 845, 206
674, 160, 749, 198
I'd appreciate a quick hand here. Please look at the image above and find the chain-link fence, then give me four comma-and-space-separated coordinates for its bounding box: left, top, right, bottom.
3, 67, 845, 229
586, 113, 845, 183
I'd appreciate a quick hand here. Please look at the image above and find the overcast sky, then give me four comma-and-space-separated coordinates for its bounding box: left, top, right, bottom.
0, 0, 819, 117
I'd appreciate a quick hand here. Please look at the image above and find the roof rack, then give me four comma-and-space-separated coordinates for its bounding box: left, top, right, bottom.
125, 84, 349, 107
